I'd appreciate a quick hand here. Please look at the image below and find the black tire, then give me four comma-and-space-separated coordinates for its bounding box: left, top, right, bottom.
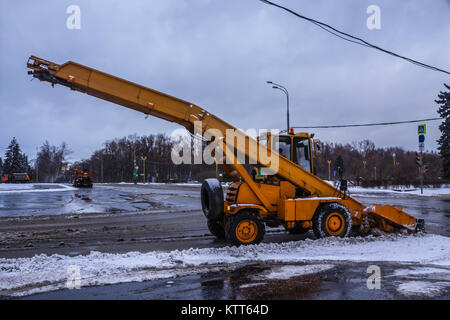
225, 211, 265, 246
207, 219, 225, 239
312, 203, 352, 238
201, 179, 224, 221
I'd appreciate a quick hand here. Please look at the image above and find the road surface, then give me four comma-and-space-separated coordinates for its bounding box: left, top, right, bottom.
0, 183, 449, 299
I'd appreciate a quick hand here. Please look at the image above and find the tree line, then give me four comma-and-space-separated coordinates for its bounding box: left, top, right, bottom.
69, 134, 215, 183
314, 139, 443, 187
0, 134, 445, 187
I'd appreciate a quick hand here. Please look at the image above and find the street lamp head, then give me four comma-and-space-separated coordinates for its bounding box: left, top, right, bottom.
266, 81, 273, 84
272, 86, 279, 89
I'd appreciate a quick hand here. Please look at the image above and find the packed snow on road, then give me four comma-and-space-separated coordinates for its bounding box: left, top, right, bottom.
1, 233, 449, 297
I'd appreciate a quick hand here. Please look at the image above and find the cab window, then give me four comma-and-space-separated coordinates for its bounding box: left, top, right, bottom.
293, 137, 311, 172
273, 136, 291, 160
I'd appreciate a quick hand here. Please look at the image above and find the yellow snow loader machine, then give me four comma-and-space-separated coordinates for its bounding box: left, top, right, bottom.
27, 56, 424, 245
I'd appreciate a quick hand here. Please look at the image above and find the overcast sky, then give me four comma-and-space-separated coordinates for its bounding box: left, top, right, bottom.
0, 0, 449, 162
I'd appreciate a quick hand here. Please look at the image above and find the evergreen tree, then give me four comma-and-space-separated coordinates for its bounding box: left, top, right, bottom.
3, 137, 30, 174
436, 84, 450, 179
0, 157, 3, 175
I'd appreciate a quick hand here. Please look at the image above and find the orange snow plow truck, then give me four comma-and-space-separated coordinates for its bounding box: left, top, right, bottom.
72, 169, 93, 188
1, 173, 30, 183
27, 56, 424, 245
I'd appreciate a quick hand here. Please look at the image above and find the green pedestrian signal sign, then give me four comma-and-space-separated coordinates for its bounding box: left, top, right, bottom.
417, 124, 426, 135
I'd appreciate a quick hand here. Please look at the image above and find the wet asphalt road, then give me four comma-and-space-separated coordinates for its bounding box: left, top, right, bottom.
0, 183, 449, 300
0, 183, 200, 217
21, 261, 449, 300
1, 183, 448, 236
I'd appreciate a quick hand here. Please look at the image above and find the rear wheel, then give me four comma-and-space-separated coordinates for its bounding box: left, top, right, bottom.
225, 211, 265, 246
312, 203, 352, 238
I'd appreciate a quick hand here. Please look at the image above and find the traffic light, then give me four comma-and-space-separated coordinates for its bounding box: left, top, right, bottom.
423, 165, 429, 174
415, 153, 421, 167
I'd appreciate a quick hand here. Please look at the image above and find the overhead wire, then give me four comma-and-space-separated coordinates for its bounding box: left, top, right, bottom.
259, 0, 450, 75
292, 117, 442, 129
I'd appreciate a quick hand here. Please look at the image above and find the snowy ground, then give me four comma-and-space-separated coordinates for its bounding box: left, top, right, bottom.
114, 182, 234, 188
115, 181, 450, 197
349, 186, 450, 197
321, 180, 450, 197
0, 183, 76, 194
116, 182, 201, 187
0, 182, 448, 298
1, 233, 449, 297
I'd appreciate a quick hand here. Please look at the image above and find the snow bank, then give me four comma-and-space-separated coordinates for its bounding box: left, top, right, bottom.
397, 281, 449, 297
1, 233, 449, 296
402, 188, 450, 197
0, 184, 35, 191
393, 267, 449, 277
349, 186, 450, 197
0, 184, 76, 194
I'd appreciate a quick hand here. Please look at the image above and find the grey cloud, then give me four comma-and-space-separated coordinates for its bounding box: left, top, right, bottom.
0, 0, 448, 161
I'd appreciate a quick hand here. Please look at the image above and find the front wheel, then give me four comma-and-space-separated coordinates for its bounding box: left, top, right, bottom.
312, 203, 352, 238
225, 211, 265, 246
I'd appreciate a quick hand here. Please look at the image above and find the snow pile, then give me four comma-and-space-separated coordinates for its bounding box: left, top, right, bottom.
1, 234, 449, 296
402, 188, 450, 197
392, 267, 450, 297
393, 267, 449, 277
261, 264, 335, 280
0, 184, 35, 191
0, 184, 76, 194
397, 281, 449, 297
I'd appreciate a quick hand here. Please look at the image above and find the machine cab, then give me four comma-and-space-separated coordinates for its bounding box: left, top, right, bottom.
259, 130, 314, 174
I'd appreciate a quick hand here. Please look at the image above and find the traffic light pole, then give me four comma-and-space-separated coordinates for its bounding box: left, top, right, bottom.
418, 125, 426, 195
419, 146, 424, 195
141, 156, 147, 184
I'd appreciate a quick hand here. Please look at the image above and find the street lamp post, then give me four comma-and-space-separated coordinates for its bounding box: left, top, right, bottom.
35, 147, 39, 183
267, 81, 290, 133
94, 152, 114, 183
